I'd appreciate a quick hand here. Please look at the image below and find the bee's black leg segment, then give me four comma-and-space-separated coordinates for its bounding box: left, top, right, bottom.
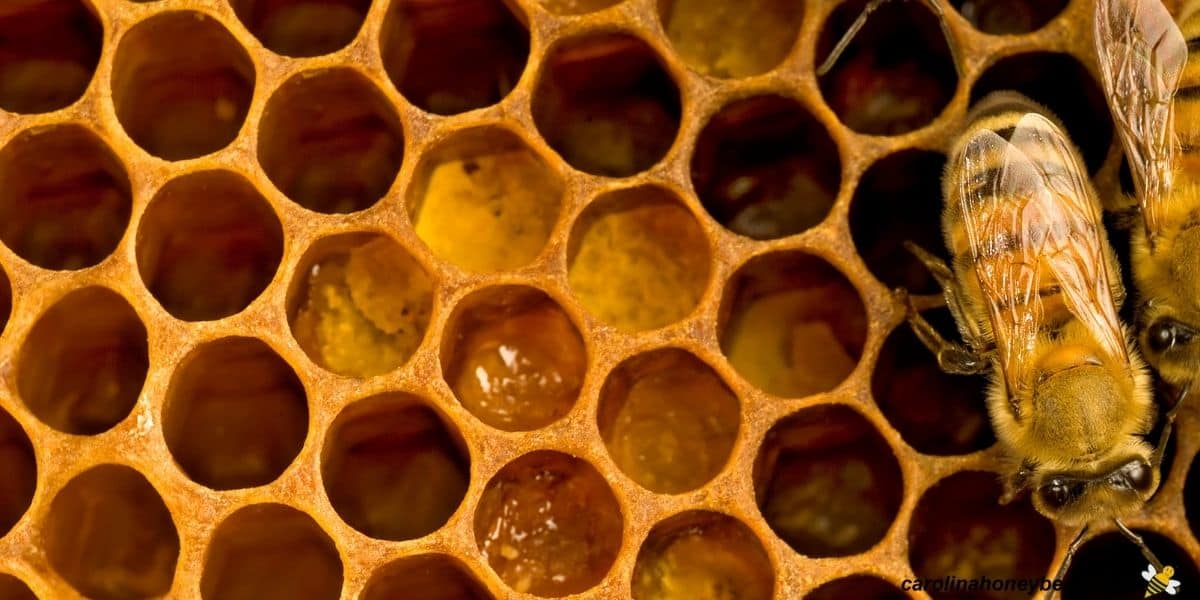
816, 0, 893, 76
896, 287, 989, 375
917, 0, 962, 77
1045, 525, 1089, 600
1153, 385, 1187, 468
902, 241, 983, 347
1116, 519, 1164, 572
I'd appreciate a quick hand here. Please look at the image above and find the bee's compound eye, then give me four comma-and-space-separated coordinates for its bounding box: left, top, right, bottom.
1148, 320, 1176, 353
1125, 461, 1153, 493
1038, 479, 1070, 510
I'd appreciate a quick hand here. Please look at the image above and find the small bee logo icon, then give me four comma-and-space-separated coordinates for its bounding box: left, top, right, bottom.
1142, 564, 1181, 597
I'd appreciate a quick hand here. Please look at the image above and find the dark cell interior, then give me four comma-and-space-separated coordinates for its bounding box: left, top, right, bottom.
43, 465, 180, 600
872, 308, 995, 456
804, 575, 908, 600
258, 68, 404, 214
382, 0, 529, 115
322, 393, 469, 541
18, 287, 148, 435
1061, 529, 1199, 600
0, 573, 36, 600
1187, 450, 1200, 543
816, 0, 957, 135
908, 471, 1055, 600
532, 32, 681, 177
849, 149, 948, 294
0, 0, 101, 114
361, 555, 494, 600
754, 404, 903, 557
691, 95, 840, 240
0, 124, 130, 271
0, 408, 35, 538
969, 52, 1113, 175
163, 337, 308, 491
950, 0, 1067, 35
111, 12, 254, 160
136, 170, 284, 321
200, 504, 343, 600
232, 0, 370, 57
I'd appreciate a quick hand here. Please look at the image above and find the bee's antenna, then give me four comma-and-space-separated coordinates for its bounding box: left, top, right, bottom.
1152, 385, 1187, 468
1043, 525, 1088, 600
1115, 519, 1164, 573
816, 0, 963, 78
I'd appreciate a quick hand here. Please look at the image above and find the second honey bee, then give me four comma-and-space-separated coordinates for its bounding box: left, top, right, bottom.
900, 91, 1172, 581
1094, 0, 1195, 393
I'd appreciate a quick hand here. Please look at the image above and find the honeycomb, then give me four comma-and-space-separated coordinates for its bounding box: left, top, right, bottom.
0, 0, 1198, 598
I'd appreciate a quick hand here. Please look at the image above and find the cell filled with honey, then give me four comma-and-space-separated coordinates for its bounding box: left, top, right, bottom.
632, 511, 773, 600
442, 286, 585, 431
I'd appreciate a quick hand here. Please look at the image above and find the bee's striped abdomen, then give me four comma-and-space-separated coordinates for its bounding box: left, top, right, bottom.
1173, 4, 1200, 174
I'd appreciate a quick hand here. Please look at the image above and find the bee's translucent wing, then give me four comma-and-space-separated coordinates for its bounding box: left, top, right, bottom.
1144, 565, 1157, 580
1095, 0, 1186, 240
1166, 580, 1181, 594
957, 113, 1128, 396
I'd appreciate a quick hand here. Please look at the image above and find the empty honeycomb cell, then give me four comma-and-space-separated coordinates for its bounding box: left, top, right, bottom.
631, 511, 773, 600
804, 575, 907, 600
441, 286, 585, 432
381, 0, 529, 115
0, 574, 35, 600
200, 504, 343, 600
719, 251, 866, 398
321, 393, 469, 541
1061, 530, 1199, 600
848, 150, 947, 295
970, 52, 1112, 174
0, 124, 131, 270
288, 233, 433, 378
231, 0, 369, 57
258, 68, 404, 214
474, 450, 623, 596
0, 408, 35, 537
18, 287, 147, 435
657, 0, 801, 78
538, 0, 621, 15
567, 187, 709, 332
0, 0, 101, 114
1186, 449, 1200, 541
111, 12, 253, 161
408, 127, 563, 273
43, 465, 179, 599
361, 555, 494, 600
597, 349, 739, 494
690, 95, 840, 240
753, 404, 903, 557
950, 0, 1067, 35
908, 471, 1055, 600
163, 337, 308, 491
136, 170, 284, 322
532, 33, 681, 177
816, 0, 956, 136
872, 308, 994, 456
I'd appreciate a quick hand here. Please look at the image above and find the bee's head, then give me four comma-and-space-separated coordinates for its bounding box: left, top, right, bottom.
1135, 223, 1200, 388
1030, 457, 1157, 525
1138, 305, 1200, 388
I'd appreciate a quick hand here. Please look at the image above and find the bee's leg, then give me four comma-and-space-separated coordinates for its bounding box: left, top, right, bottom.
902, 241, 979, 337
1152, 385, 1188, 468
896, 287, 989, 375
816, 0, 962, 77
1115, 519, 1165, 572
1044, 525, 1089, 600
816, 0, 892, 76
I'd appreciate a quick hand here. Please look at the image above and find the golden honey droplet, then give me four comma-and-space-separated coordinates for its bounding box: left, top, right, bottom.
452, 303, 585, 431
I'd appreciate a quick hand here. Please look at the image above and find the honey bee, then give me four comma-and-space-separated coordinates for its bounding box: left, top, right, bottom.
1093, 0, 1196, 394
897, 92, 1173, 586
